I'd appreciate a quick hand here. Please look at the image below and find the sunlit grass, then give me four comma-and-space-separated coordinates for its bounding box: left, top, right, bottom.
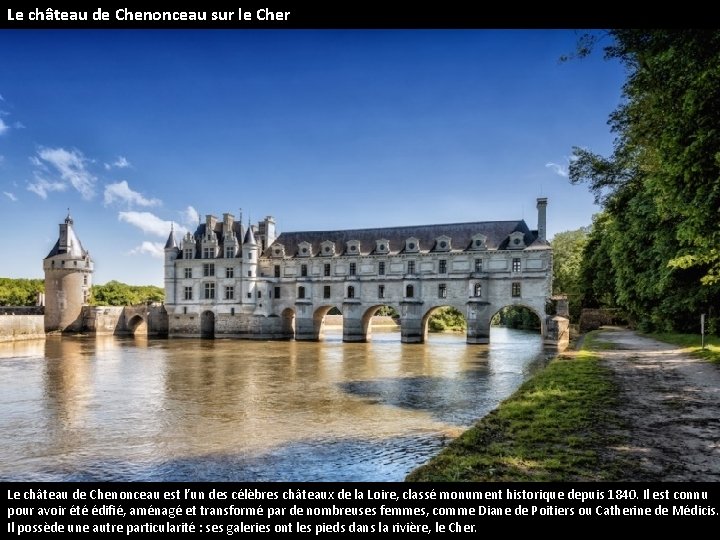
407, 331, 638, 482
649, 333, 720, 364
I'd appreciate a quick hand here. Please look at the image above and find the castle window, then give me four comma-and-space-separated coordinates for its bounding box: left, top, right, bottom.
475, 258, 483, 272
231, 307, 235, 316
204, 282, 215, 300
407, 261, 415, 274
301, 264, 308, 277
439, 284, 447, 298
378, 261, 385, 275
225, 286, 234, 300
257, 291, 262, 298
439, 259, 447, 274
406, 284, 414, 298
184, 267, 192, 279
183, 306, 187, 314
247, 271, 252, 277
203, 247, 213, 259
512, 282, 521, 297
247, 252, 253, 260
226, 267, 234, 278
247, 292, 252, 299
324, 263, 331, 277
274, 286, 281, 299
61, 261, 65, 267
185, 249, 193, 259
349, 263, 356, 276
512, 258, 521, 272
74, 261, 77, 267
347, 285, 355, 299
83, 275, 88, 285
226, 247, 234, 259
298, 286, 306, 299
184, 287, 193, 300
378, 285, 385, 299
323, 285, 331, 299
274, 265, 281, 278
203, 263, 215, 277
474, 283, 482, 297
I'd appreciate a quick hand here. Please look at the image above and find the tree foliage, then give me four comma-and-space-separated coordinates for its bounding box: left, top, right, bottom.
0, 278, 45, 306
90, 281, 164, 306
571, 30, 720, 334
551, 227, 589, 321
428, 307, 466, 332
491, 306, 541, 331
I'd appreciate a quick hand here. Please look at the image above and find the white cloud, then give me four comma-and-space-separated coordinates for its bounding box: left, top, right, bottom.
119, 210, 187, 238
129, 241, 165, 259
104, 180, 161, 207
13, 121, 25, 129
104, 156, 131, 170
0, 118, 9, 135
545, 162, 568, 178
3, 191, 17, 202
0, 94, 4, 101
180, 205, 200, 227
27, 177, 67, 199
35, 147, 96, 200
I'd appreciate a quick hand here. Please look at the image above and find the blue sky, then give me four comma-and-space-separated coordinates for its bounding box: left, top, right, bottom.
0, 30, 624, 286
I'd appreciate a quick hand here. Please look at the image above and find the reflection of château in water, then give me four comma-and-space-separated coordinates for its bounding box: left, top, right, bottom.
39, 200, 567, 346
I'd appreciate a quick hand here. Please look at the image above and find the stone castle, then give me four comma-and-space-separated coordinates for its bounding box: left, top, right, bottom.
36, 198, 567, 346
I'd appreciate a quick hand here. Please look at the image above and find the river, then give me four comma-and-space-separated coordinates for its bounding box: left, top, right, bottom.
0, 327, 549, 482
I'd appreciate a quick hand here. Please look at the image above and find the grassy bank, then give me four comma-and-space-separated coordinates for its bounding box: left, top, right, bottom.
406, 331, 632, 482
648, 332, 720, 363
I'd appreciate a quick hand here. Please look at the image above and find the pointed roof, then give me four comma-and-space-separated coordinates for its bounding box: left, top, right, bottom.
45, 214, 89, 259
164, 224, 177, 249
243, 225, 257, 246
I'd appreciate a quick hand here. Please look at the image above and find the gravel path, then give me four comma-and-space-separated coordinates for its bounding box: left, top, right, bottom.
595, 328, 720, 481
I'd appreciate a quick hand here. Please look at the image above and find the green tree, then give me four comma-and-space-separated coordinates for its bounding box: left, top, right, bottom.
90, 281, 164, 306
570, 30, 720, 334
0, 278, 45, 306
551, 227, 589, 321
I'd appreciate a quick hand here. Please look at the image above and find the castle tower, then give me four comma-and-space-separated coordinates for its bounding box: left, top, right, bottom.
43, 212, 94, 332
164, 223, 179, 305
242, 224, 259, 303
536, 197, 548, 242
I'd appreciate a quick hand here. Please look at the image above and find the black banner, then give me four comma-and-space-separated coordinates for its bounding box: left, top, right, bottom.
3, 482, 719, 534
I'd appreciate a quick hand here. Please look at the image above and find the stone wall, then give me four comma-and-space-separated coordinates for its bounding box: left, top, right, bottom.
0, 315, 45, 342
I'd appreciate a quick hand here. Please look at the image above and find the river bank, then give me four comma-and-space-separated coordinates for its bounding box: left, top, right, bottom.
407, 327, 720, 481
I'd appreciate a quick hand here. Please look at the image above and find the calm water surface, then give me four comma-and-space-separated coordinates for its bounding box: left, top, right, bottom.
0, 327, 549, 482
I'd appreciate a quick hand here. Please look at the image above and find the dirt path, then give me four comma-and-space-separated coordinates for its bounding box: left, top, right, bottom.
594, 328, 720, 481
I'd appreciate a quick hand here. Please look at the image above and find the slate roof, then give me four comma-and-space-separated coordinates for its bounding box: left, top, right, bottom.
266, 220, 548, 257
178, 221, 245, 259
45, 223, 88, 259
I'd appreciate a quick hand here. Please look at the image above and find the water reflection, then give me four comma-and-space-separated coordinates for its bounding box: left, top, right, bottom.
0, 327, 548, 481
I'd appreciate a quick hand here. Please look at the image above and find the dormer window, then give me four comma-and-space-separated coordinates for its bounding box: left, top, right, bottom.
346, 240, 361, 255
375, 239, 390, 254
320, 240, 336, 257
435, 235, 451, 252
470, 233, 487, 250
271, 244, 286, 258
405, 237, 420, 253
297, 241, 312, 257
508, 231, 526, 250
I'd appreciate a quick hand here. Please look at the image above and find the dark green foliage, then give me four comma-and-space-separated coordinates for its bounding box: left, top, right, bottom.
491, 306, 541, 331
0, 278, 45, 306
90, 280, 164, 306
550, 227, 589, 322
571, 30, 720, 335
427, 307, 466, 332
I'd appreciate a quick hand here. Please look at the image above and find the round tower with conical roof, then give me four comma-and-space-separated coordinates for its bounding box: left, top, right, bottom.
43, 212, 94, 333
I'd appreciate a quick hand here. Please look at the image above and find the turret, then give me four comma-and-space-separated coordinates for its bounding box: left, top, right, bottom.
164, 223, 179, 305
43, 212, 94, 332
242, 223, 259, 304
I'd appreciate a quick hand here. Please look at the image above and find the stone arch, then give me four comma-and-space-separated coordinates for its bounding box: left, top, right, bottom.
490, 303, 545, 337
200, 310, 215, 338
361, 304, 400, 341
421, 304, 468, 343
126, 314, 147, 336
313, 304, 342, 341
281, 308, 295, 339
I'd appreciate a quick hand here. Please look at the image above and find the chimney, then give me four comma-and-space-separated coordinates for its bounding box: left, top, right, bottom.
536, 198, 547, 242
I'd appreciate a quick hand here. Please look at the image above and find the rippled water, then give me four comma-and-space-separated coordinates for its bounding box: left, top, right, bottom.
0, 327, 549, 482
